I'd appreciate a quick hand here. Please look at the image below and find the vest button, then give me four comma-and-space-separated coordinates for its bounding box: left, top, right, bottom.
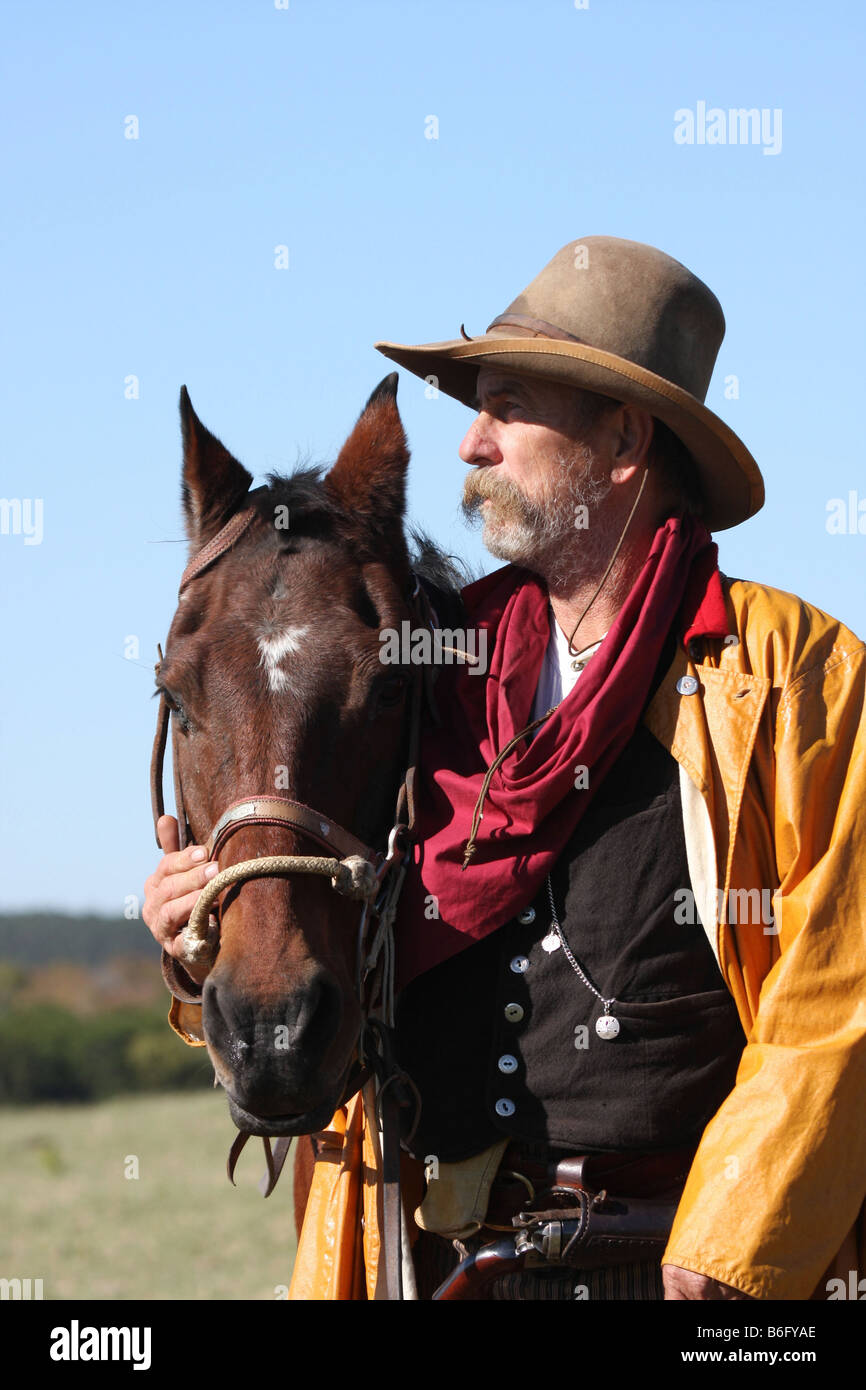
495, 1098, 516, 1118
509, 955, 530, 974
676, 675, 699, 696
517, 907, 536, 925
498, 1054, 518, 1074
504, 1002, 524, 1023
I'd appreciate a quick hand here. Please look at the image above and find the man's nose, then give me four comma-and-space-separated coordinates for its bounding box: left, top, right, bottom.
459, 413, 502, 465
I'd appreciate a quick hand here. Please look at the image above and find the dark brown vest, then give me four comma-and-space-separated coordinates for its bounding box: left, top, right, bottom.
395, 721, 745, 1163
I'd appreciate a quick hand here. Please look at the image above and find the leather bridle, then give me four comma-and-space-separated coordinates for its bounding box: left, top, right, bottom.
149, 500, 438, 1299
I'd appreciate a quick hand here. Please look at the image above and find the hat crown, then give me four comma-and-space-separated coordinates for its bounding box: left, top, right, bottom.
488, 236, 725, 404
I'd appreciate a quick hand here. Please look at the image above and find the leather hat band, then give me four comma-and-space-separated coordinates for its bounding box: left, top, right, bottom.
486, 313, 587, 344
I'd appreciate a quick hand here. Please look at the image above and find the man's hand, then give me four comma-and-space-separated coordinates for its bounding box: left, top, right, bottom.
142, 814, 219, 986
662, 1263, 752, 1300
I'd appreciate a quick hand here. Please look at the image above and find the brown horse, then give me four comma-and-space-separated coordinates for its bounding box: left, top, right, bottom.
154, 375, 460, 1153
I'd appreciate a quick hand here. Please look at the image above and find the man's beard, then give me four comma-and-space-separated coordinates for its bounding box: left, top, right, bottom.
461, 445, 613, 589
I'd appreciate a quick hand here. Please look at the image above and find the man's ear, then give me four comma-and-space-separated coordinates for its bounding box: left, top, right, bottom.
323, 373, 410, 569
609, 403, 655, 482
179, 386, 253, 551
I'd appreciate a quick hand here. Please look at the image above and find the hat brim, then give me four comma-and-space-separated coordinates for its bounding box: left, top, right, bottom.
374, 334, 764, 532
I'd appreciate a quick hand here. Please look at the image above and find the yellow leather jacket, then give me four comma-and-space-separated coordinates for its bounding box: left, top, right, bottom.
649, 576, 866, 1299
171, 577, 866, 1300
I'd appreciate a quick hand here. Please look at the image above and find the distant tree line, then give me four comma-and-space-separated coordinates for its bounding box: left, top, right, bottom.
0, 912, 159, 965
0, 913, 210, 1103
0, 1003, 213, 1102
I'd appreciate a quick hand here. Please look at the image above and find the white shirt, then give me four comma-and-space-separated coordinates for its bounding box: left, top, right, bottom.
530, 605, 607, 723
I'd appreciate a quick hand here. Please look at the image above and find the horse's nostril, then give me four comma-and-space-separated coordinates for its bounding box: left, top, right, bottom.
291, 973, 343, 1054
202, 967, 345, 1079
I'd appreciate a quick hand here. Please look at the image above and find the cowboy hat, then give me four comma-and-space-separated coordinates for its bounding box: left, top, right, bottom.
375, 236, 764, 531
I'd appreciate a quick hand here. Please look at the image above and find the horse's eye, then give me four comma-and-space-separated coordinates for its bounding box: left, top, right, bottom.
376, 675, 410, 711
158, 686, 192, 733
171, 704, 192, 734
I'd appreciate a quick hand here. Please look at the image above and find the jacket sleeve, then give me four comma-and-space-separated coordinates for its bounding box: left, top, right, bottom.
663, 643, 866, 1299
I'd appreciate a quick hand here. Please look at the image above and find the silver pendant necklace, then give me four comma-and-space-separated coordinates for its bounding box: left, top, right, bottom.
545, 875, 620, 1039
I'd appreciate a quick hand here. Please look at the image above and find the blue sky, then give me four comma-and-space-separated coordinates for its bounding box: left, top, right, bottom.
2, 0, 864, 912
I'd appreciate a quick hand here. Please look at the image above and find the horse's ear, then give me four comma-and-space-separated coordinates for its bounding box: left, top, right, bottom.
324, 374, 410, 561
179, 386, 253, 549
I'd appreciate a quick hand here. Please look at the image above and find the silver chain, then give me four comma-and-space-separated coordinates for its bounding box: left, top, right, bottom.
540, 632, 620, 1032
545, 874, 617, 1016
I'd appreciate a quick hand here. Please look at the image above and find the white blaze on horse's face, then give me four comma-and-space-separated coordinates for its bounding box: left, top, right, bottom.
256, 625, 310, 693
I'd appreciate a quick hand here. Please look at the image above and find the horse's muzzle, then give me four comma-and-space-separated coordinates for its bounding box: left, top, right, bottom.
225, 1092, 341, 1138
201, 964, 356, 1127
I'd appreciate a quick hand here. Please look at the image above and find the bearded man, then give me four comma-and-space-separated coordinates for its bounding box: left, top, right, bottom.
369, 236, 866, 1301
144, 237, 866, 1301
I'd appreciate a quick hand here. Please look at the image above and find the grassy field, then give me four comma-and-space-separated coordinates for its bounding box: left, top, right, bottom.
0, 1090, 298, 1300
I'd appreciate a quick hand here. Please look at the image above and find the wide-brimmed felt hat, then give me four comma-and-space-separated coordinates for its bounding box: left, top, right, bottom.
375, 236, 764, 531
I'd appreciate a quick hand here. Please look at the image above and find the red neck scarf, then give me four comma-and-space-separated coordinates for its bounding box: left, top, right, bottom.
395, 513, 728, 987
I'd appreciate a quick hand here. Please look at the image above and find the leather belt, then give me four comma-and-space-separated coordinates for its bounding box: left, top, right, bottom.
431, 1142, 696, 1297
483, 1140, 696, 1231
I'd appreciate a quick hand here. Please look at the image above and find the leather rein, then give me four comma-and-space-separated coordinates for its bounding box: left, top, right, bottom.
150, 503, 437, 1299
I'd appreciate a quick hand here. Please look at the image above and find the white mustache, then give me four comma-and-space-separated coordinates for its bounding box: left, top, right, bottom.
462, 470, 531, 511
